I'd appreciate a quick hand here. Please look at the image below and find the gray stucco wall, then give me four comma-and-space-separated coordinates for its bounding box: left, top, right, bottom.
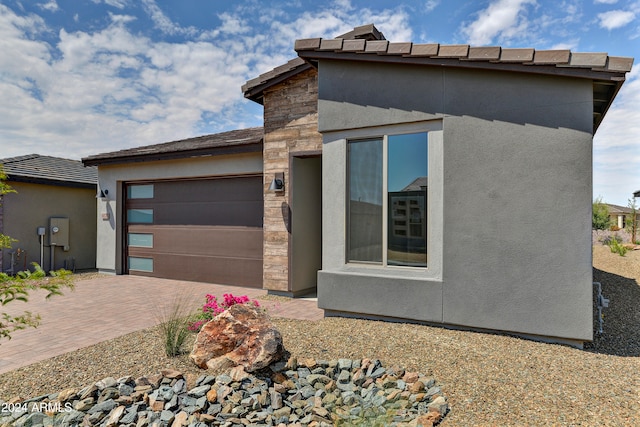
317, 60, 594, 343
1, 182, 96, 272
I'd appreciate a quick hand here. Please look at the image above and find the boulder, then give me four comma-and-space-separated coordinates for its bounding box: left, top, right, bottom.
189, 304, 284, 372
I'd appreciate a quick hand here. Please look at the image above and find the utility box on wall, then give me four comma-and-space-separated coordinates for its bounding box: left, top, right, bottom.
49, 217, 70, 250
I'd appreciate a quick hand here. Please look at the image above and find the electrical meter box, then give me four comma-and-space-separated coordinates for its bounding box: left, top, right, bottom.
49, 217, 70, 249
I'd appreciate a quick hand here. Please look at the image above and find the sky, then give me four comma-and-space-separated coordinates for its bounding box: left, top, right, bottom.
0, 0, 638, 205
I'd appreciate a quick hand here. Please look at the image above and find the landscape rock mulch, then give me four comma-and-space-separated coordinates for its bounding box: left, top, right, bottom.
1, 244, 640, 426
0, 358, 447, 427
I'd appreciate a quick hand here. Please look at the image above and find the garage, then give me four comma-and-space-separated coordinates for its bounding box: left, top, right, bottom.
124, 175, 263, 287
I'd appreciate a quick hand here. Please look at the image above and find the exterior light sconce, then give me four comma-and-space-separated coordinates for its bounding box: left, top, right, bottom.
269, 173, 285, 192
97, 188, 109, 200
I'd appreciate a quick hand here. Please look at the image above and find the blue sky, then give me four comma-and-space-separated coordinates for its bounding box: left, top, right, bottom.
0, 0, 638, 205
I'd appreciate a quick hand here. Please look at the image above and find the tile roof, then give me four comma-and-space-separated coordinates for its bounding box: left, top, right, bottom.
243, 24, 386, 104
294, 37, 633, 75
293, 27, 633, 132
82, 127, 263, 166
0, 154, 96, 188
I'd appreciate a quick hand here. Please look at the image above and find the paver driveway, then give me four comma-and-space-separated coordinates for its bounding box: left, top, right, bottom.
0, 275, 322, 374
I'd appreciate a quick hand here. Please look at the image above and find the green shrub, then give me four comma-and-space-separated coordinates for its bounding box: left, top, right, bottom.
1, 263, 73, 343
607, 237, 628, 257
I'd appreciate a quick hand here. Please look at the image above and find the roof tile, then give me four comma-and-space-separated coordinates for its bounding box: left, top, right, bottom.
409, 43, 439, 57
437, 44, 470, 58
467, 46, 501, 61
387, 42, 413, 55
342, 39, 366, 52
532, 49, 570, 64
605, 56, 634, 72
319, 38, 343, 51
294, 38, 321, 51
567, 52, 608, 68
498, 48, 534, 62
365, 40, 389, 53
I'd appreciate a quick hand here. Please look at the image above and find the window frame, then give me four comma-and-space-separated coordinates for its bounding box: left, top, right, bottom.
320, 120, 442, 282
347, 130, 429, 269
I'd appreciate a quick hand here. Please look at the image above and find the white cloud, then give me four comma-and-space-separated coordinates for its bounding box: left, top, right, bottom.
0, 0, 419, 161
597, 10, 635, 30
460, 0, 537, 45
105, 0, 128, 8
38, 1, 59, 12
424, 1, 440, 13
141, 0, 197, 36
594, 0, 618, 4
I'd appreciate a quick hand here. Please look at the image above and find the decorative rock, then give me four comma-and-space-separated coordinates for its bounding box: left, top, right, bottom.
6, 359, 448, 427
104, 405, 126, 427
190, 304, 284, 372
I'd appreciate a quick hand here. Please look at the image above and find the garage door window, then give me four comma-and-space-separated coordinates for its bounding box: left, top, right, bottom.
128, 233, 153, 248
129, 257, 153, 272
127, 184, 154, 199
127, 209, 153, 223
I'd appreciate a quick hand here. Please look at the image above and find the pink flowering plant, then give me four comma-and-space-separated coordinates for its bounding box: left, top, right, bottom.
188, 293, 260, 332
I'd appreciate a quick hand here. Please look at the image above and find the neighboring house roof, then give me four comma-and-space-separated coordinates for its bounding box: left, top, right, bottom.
293, 26, 633, 133
242, 24, 385, 104
0, 154, 96, 189
82, 127, 264, 166
634, 190, 640, 198
401, 176, 428, 192
607, 204, 633, 215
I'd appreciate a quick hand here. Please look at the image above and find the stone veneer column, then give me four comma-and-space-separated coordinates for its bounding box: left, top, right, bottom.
262, 69, 322, 292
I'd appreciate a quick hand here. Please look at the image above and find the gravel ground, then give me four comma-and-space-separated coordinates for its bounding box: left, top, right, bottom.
1, 245, 639, 426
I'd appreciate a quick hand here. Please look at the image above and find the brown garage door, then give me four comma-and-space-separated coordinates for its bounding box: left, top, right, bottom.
124, 176, 263, 287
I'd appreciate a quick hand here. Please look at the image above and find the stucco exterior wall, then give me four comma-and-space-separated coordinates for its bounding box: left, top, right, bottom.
317, 60, 594, 343
262, 68, 322, 292
95, 153, 262, 274
1, 182, 96, 272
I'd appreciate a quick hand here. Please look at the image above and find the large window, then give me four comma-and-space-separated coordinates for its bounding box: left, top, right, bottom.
348, 132, 428, 267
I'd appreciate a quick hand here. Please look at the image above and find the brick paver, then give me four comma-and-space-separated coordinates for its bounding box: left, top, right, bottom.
0, 275, 323, 374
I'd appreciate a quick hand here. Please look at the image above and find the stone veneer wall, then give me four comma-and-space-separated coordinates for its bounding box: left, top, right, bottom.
262, 68, 322, 292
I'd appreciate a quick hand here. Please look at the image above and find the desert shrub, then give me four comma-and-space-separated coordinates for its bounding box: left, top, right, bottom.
607, 237, 628, 257
156, 293, 197, 357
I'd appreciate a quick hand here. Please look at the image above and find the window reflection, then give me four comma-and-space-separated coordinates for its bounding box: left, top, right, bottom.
387, 133, 428, 267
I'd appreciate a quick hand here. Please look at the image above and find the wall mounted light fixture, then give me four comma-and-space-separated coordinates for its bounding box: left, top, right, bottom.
269, 172, 285, 192
97, 188, 109, 199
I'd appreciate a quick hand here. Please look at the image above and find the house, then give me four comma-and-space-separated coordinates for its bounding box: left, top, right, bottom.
0, 154, 97, 273
83, 24, 633, 346
606, 204, 633, 229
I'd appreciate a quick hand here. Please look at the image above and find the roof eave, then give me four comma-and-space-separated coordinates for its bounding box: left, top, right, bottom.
82, 142, 263, 167
242, 62, 313, 104
6, 175, 96, 189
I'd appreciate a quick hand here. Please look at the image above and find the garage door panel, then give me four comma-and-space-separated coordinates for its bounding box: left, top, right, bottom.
152, 201, 263, 227
127, 225, 262, 258
154, 177, 262, 203
128, 253, 262, 287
